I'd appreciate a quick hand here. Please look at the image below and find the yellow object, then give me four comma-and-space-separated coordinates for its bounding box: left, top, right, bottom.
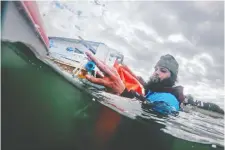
77, 69, 88, 79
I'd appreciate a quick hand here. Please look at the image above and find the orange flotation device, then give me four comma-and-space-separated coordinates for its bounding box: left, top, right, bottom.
93, 61, 145, 149
113, 61, 145, 96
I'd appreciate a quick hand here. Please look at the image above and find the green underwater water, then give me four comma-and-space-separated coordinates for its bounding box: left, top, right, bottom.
1, 41, 223, 150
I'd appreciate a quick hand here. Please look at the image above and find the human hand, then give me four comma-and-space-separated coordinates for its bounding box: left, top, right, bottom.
85, 51, 125, 95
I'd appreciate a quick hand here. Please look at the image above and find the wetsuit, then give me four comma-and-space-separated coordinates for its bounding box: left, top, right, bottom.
120, 86, 185, 115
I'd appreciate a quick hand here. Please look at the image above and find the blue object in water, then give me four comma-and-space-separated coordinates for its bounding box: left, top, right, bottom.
145, 90, 179, 115
66, 47, 74, 52
85, 61, 96, 72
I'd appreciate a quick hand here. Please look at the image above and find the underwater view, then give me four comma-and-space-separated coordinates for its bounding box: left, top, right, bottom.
2, 1, 224, 150
1, 41, 224, 150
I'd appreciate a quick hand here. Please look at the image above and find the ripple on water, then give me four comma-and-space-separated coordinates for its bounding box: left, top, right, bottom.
91, 91, 224, 147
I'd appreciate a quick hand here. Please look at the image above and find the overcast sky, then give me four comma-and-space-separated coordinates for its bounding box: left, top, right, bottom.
38, 1, 224, 107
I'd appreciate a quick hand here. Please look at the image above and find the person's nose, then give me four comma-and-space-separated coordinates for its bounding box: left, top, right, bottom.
154, 69, 160, 75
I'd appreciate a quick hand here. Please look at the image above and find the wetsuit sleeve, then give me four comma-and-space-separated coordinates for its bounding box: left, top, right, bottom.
120, 88, 146, 101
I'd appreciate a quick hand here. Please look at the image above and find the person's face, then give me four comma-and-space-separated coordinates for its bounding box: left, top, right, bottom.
150, 66, 171, 82
145, 66, 174, 90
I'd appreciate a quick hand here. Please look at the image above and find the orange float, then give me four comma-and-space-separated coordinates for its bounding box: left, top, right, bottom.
113, 61, 145, 96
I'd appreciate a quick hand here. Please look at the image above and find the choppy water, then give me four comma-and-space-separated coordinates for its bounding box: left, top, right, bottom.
2, 1, 224, 150
94, 92, 224, 146
1, 41, 224, 150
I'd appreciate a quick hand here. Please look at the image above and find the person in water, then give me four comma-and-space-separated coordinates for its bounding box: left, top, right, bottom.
85, 51, 185, 114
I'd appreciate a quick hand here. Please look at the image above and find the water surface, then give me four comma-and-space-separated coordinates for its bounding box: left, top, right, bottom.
2, 41, 224, 150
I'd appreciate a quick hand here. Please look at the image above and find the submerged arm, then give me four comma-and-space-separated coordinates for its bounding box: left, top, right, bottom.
120, 88, 146, 101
